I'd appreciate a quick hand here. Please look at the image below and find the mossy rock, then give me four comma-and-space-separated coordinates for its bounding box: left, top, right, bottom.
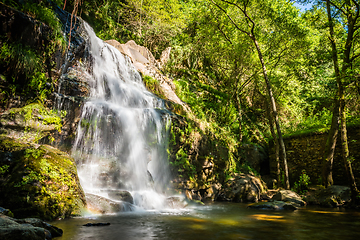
0, 103, 62, 143
0, 137, 86, 220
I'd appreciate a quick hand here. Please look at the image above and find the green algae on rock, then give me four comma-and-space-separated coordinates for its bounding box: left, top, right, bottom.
0, 137, 85, 220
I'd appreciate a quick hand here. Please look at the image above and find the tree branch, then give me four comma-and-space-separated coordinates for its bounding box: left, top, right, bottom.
210, 0, 250, 36
209, 6, 233, 44
219, 0, 256, 37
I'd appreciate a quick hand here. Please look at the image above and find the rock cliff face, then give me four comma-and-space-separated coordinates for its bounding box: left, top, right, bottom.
0, 2, 53, 111
0, 3, 86, 220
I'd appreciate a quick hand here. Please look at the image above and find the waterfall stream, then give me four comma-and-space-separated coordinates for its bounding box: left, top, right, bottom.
71, 23, 172, 211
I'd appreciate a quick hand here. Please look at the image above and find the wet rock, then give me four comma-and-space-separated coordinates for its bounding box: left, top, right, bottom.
83, 222, 110, 227
165, 196, 188, 209
105, 190, 134, 204
0, 213, 61, 240
304, 185, 351, 207
272, 190, 306, 207
86, 193, 135, 214
14, 218, 63, 237
105, 39, 188, 114
0, 207, 13, 218
185, 189, 202, 201
248, 201, 297, 210
216, 173, 267, 203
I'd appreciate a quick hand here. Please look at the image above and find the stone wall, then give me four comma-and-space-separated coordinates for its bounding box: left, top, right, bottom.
269, 126, 360, 186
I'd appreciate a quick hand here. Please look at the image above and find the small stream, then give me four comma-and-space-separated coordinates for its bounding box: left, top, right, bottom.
51, 203, 360, 240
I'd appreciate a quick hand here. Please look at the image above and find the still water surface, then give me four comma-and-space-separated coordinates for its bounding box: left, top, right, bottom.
52, 203, 360, 240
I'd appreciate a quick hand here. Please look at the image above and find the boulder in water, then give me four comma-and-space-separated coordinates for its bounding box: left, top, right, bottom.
0, 213, 62, 240
105, 190, 134, 204
272, 190, 306, 207
216, 173, 267, 203
165, 196, 188, 209
86, 193, 135, 214
13, 218, 63, 237
304, 185, 351, 207
0, 137, 86, 220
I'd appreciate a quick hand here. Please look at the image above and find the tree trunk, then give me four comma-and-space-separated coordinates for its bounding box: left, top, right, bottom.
321, 97, 340, 187
252, 37, 290, 189
325, 0, 359, 199
235, 93, 243, 143
265, 96, 280, 187
339, 85, 358, 194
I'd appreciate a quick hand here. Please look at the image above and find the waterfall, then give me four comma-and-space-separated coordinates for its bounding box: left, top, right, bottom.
71, 23, 172, 211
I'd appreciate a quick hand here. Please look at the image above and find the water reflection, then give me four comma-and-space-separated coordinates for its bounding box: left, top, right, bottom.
51, 203, 360, 240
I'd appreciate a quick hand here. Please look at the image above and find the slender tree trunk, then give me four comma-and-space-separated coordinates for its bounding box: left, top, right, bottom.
325, 0, 359, 199
235, 94, 243, 143
322, 97, 340, 187
322, 0, 343, 188
252, 38, 290, 189
339, 85, 358, 194
265, 95, 280, 187
211, 0, 289, 189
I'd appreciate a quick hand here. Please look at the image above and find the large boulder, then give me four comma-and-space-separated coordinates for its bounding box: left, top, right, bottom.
305, 185, 351, 207
0, 213, 63, 240
86, 193, 135, 214
216, 173, 267, 203
0, 137, 86, 220
272, 190, 306, 207
105, 190, 134, 204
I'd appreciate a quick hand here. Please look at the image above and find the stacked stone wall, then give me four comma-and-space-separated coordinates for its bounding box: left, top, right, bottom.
269, 126, 360, 186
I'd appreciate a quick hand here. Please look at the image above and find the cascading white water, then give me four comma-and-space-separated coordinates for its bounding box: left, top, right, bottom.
72, 23, 172, 210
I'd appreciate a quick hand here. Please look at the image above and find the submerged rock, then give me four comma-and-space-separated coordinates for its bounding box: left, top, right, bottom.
0, 137, 86, 220
83, 222, 110, 227
248, 201, 297, 210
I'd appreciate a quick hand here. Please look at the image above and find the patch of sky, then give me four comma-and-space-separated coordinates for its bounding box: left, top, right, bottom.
293, 2, 313, 12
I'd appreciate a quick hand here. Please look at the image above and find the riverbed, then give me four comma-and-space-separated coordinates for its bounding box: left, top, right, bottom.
51, 203, 360, 240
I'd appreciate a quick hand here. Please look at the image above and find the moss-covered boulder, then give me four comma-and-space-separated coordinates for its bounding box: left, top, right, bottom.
0, 137, 85, 220
216, 173, 267, 203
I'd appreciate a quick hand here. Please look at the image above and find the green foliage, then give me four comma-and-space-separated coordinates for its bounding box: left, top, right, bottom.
292, 170, 311, 194
237, 163, 259, 176
142, 75, 166, 99
21, 103, 63, 131
0, 165, 9, 175
170, 148, 196, 178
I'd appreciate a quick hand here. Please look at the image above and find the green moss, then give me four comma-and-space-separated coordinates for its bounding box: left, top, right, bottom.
142, 75, 166, 99
0, 137, 85, 220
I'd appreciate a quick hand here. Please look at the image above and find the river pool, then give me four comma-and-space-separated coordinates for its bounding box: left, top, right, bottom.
51, 203, 360, 240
